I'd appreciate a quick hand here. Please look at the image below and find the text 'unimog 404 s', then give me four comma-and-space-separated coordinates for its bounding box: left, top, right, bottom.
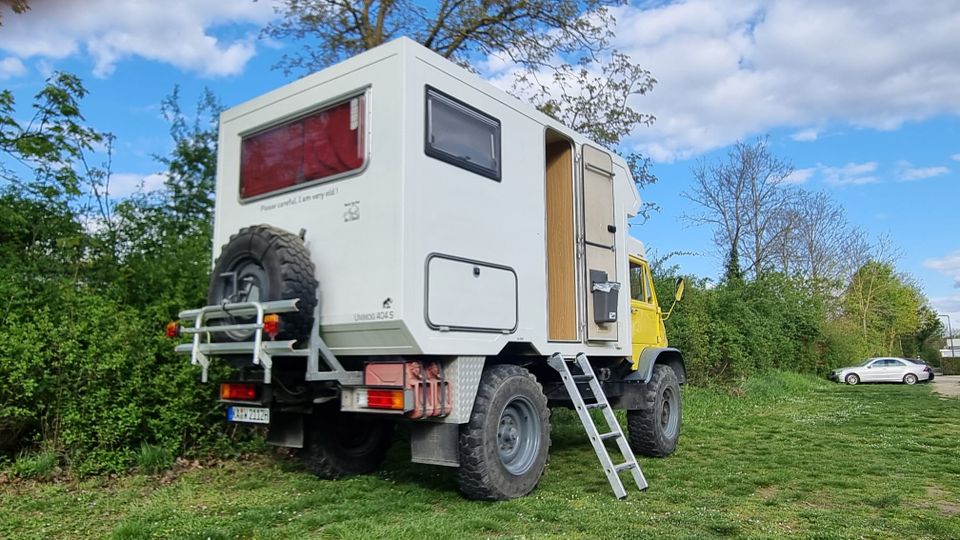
169, 37, 687, 500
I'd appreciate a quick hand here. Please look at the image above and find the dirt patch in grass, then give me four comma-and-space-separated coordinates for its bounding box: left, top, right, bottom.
755, 486, 779, 500
926, 485, 960, 517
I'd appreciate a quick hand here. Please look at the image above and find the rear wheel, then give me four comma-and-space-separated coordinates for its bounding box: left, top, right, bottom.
628, 364, 681, 457
297, 407, 394, 479
458, 365, 551, 500
903, 373, 918, 385
845, 373, 860, 385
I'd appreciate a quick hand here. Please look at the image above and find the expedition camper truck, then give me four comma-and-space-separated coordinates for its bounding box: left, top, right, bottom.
171, 37, 687, 500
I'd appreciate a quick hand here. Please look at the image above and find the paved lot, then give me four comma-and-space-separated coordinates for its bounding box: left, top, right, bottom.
931, 374, 960, 398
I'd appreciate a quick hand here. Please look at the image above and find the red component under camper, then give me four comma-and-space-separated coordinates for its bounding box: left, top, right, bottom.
363, 360, 452, 419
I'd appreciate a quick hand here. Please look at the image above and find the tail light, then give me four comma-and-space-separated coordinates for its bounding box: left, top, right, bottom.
165, 321, 181, 338
220, 383, 258, 400
364, 389, 405, 410
923, 366, 931, 373
262, 314, 280, 338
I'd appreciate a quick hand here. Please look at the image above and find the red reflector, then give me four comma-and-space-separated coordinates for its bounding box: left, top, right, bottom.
221, 383, 257, 400
262, 314, 280, 338
165, 321, 180, 338
367, 389, 404, 410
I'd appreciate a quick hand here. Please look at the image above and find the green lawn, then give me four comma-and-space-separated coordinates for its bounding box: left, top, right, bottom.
3, 372, 959, 539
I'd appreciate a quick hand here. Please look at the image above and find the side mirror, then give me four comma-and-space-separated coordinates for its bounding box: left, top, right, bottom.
674, 277, 686, 302
661, 277, 686, 321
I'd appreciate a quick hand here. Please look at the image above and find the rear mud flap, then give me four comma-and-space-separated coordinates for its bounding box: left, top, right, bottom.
266, 411, 304, 448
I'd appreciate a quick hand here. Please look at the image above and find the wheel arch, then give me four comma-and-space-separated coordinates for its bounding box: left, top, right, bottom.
627, 347, 687, 385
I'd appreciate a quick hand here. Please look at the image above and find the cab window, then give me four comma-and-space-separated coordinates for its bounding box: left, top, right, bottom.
629, 260, 653, 303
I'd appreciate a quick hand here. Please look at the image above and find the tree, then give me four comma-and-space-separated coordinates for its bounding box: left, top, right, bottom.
0, 0, 29, 25
768, 189, 867, 288
682, 138, 793, 279
843, 260, 923, 354
264, 0, 621, 75
262, 0, 658, 212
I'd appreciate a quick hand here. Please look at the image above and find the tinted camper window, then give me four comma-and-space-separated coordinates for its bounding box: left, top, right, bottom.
425, 87, 501, 180
240, 93, 366, 200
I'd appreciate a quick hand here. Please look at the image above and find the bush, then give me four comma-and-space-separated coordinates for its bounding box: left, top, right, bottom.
942, 358, 960, 375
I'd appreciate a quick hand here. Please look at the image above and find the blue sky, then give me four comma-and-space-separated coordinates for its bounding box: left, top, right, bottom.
1, 1, 958, 325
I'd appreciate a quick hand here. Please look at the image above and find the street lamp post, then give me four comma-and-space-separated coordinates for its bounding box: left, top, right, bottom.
940, 314, 954, 358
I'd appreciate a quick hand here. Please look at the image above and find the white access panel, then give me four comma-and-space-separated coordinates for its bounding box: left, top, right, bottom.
426, 255, 518, 332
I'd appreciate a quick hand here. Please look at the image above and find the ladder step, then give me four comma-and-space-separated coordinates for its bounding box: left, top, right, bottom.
599, 432, 621, 441
614, 462, 637, 473
572, 374, 594, 382
585, 402, 608, 410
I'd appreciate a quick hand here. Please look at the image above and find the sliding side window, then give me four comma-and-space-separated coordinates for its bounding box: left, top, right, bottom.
425, 87, 501, 181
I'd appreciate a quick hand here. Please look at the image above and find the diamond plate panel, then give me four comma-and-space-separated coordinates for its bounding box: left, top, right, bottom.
437, 355, 485, 424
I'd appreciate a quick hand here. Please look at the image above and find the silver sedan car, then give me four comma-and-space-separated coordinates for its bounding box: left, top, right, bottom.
829, 357, 932, 385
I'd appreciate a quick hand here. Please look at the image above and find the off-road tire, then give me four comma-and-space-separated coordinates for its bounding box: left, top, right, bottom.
845, 373, 860, 385
903, 373, 918, 385
208, 225, 317, 343
458, 365, 551, 500
627, 364, 681, 458
297, 407, 394, 479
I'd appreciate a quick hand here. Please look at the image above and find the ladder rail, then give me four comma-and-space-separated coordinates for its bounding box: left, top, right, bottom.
547, 352, 648, 499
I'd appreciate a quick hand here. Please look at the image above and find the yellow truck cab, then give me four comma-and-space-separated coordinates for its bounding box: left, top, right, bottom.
628, 238, 667, 363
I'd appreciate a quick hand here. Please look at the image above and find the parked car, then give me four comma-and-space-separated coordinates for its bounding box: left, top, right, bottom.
829, 357, 932, 385
905, 358, 935, 382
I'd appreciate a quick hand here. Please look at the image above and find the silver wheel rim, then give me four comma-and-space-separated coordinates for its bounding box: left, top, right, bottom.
905, 375, 916, 385
847, 375, 858, 385
661, 386, 680, 439
497, 396, 541, 476
218, 259, 267, 341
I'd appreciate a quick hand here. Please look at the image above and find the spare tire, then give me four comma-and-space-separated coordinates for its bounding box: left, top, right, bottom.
207, 225, 318, 343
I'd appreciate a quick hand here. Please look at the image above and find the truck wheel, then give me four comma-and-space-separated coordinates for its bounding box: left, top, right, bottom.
208, 225, 317, 343
297, 407, 394, 479
627, 364, 681, 458
458, 365, 551, 500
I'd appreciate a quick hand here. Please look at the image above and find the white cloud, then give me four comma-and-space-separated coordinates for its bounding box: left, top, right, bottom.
790, 129, 820, 142
782, 167, 814, 184
109, 172, 167, 197
0, 57, 25, 79
821, 161, 879, 186
951, 153, 960, 162
0, 1, 275, 78
899, 165, 949, 181
925, 251, 960, 288
605, 1, 960, 161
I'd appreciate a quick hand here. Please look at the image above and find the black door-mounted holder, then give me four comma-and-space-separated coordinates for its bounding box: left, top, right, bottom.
589, 269, 620, 324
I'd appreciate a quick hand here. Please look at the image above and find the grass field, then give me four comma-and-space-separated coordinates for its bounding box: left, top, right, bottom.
3, 372, 959, 539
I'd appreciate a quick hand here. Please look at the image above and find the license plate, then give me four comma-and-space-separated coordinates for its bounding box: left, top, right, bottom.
227, 406, 270, 424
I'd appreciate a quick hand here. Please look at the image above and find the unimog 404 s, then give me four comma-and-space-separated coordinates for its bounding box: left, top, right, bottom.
170, 37, 686, 500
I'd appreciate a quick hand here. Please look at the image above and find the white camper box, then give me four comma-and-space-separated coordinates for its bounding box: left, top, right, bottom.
213, 37, 642, 361
178, 37, 685, 500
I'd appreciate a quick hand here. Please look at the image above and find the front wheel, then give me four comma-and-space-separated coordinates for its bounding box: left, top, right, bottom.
903, 373, 918, 385
845, 373, 860, 385
628, 364, 682, 457
458, 365, 551, 500
297, 407, 394, 479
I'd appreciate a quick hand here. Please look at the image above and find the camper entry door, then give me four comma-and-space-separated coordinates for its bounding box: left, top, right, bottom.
581, 145, 619, 342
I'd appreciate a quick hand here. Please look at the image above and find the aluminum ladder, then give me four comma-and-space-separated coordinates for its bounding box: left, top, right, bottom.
548, 352, 648, 499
